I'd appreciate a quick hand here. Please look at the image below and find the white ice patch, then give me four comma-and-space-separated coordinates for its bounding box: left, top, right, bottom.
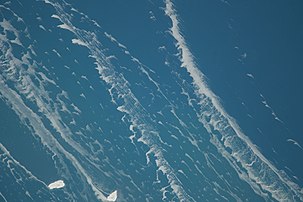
57, 23, 74, 33
39, 25, 47, 31
48, 180, 65, 189
106, 190, 117, 202
149, 11, 156, 21
51, 14, 60, 20
287, 139, 303, 150
246, 73, 254, 79
72, 38, 87, 47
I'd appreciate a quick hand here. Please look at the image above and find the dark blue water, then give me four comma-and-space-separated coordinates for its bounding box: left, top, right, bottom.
1, 0, 303, 201
174, 0, 303, 184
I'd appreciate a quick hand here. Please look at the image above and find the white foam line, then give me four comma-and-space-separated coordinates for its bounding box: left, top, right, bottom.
0, 143, 47, 186
104, 32, 127, 50
204, 152, 242, 201
7, 51, 89, 161
47, 1, 195, 200
0, 11, 105, 167
0, 192, 7, 202
0, 78, 108, 201
0, 9, 111, 200
164, 0, 303, 201
0, 143, 54, 200
52, 49, 61, 57
0, 5, 24, 23
103, 31, 171, 105
259, 94, 284, 123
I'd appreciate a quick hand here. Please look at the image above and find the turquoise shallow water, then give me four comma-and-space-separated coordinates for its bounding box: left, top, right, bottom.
0, 0, 302, 201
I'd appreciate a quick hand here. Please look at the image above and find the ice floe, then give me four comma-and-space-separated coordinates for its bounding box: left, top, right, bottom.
48, 180, 65, 190
106, 190, 117, 202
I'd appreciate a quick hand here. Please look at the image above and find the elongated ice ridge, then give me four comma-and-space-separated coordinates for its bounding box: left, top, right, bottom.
0, 5, 112, 201
46, 0, 195, 201
0, 143, 63, 200
164, 0, 303, 201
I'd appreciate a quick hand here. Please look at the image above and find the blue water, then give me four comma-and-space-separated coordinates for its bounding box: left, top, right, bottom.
1, 0, 303, 201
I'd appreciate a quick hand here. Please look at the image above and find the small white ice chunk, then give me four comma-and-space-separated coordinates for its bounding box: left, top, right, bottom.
106, 190, 117, 201
72, 38, 87, 47
48, 180, 65, 190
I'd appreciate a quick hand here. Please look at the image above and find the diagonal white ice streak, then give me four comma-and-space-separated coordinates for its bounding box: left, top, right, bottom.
0, 143, 44, 184
45, 0, 195, 201
0, 5, 114, 202
0, 193, 7, 202
0, 143, 52, 200
0, 65, 108, 201
165, 0, 303, 201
